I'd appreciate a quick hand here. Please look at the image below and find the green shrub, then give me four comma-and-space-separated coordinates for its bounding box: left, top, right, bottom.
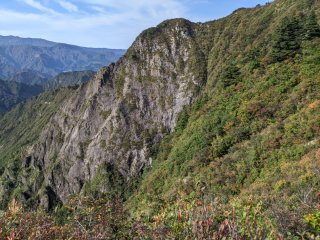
305, 210, 320, 234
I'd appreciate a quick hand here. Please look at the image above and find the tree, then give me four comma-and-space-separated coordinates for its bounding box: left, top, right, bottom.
221, 62, 241, 87
304, 10, 320, 40
269, 17, 302, 62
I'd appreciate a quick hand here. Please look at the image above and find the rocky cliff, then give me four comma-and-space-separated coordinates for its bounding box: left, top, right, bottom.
12, 19, 208, 208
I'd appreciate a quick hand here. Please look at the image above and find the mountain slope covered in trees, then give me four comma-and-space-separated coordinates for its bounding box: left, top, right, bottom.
0, 70, 95, 115
0, 79, 43, 114
0, 0, 319, 239
43, 70, 96, 90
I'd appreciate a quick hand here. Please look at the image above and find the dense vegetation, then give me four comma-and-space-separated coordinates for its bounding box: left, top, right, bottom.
0, 0, 319, 239
125, 3, 320, 237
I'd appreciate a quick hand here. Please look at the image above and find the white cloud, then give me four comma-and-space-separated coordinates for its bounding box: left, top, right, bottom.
78, 0, 186, 18
0, 0, 189, 48
57, 0, 78, 12
22, 0, 57, 14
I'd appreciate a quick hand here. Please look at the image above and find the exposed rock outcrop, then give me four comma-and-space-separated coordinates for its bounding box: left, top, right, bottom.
21, 19, 208, 207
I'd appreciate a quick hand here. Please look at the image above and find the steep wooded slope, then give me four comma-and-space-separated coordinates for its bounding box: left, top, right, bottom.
0, 79, 43, 114
127, 0, 320, 238
43, 70, 95, 90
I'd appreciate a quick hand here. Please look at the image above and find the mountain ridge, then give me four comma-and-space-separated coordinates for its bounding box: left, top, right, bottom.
0, 35, 57, 47
0, 35, 123, 50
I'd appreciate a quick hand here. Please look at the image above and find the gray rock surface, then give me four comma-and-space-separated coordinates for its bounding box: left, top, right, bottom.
20, 19, 207, 207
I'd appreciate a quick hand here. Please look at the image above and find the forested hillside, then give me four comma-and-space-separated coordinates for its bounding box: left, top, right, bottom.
43, 71, 95, 90
0, 80, 43, 114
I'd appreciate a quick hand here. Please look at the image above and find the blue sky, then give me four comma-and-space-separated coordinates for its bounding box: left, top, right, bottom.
0, 0, 272, 49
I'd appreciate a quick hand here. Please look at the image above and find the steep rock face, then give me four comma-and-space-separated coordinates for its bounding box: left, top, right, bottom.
23, 19, 207, 207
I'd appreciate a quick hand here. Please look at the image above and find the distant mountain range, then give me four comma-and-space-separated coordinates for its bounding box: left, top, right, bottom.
0, 35, 57, 47
7, 71, 48, 85
0, 35, 124, 113
0, 35, 125, 82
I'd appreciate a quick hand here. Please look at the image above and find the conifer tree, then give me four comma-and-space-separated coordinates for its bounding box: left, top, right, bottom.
304, 10, 320, 40
270, 17, 302, 62
221, 62, 241, 87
